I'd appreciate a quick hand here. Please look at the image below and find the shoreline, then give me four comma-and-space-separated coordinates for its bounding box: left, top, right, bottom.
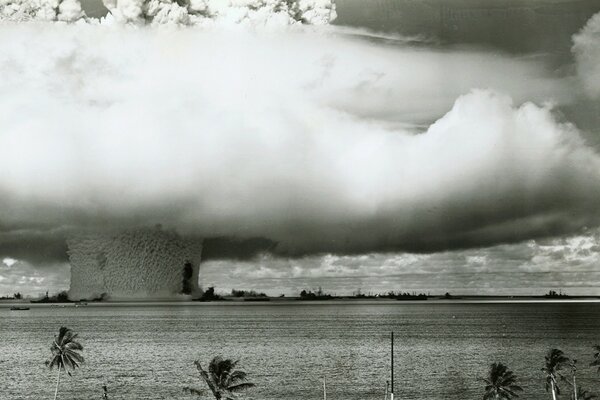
2, 297, 600, 308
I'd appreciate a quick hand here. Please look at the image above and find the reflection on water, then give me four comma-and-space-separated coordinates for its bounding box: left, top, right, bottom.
1, 302, 599, 400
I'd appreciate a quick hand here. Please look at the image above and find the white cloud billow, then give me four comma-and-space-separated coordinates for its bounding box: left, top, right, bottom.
0, 0, 83, 21
2, 258, 17, 267
573, 11, 600, 99
102, 0, 337, 26
0, 23, 598, 255
0, 0, 337, 25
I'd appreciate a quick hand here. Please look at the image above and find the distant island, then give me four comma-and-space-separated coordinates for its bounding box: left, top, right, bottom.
189, 288, 594, 303
0, 292, 22, 300
29, 291, 106, 304
1, 288, 597, 304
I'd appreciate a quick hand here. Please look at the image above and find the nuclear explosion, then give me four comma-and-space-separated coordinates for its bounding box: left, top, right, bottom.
67, 228, 203, 300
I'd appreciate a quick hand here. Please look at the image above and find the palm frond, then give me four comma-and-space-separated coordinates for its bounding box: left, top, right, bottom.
183, 386, 205, 397
577, 387, 598, 400
227, 382, 255, 392
482, 362, 522, 400
195, 357, 255, 398
226, 370, 248, 386
46, 327, 84, 373
591, 345, 600, 372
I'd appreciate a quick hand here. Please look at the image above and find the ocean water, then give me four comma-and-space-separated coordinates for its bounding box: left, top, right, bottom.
1, 301, 599, 400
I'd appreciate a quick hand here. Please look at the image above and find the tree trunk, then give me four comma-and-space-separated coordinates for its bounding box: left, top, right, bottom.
194, 361, 220, 400
53, 365, 62, 400
551, 380, 558, 400
573, 374, 578, 400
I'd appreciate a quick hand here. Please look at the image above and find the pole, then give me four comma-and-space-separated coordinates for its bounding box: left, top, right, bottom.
390, 331, 394, 400
573, 360, 578, 400
323, 377, 326, 400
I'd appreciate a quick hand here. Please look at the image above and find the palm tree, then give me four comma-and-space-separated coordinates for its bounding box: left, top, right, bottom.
481, 362, 523, 399
570, 359, 579, 400
573, 388, 597, 400
591, 345, 600, 374
543, 348, 569, 400
184, 356, 255, 399
46, 326, 84, 400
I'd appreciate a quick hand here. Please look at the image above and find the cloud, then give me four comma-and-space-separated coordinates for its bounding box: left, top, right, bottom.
102, 0, 337, 26
7, 224, 600, 297
573, 11, 600, 99
2, 257, 17, 267
0, 0, 84, 22
0, 259, 69, 296
0, 23, 597, 265
199, 228, 600, 296
0, 0, 337, 25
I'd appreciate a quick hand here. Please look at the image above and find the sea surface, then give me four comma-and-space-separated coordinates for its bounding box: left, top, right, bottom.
1, 301, 600, 400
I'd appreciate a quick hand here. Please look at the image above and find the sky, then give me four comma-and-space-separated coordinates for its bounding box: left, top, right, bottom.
1, 0, 600, 297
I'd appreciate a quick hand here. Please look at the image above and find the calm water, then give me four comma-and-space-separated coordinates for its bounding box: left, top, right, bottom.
1, 301, 599, 400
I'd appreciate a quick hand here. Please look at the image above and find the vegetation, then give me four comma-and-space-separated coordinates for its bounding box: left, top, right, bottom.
46, 327, 84, 400
0, 292, 22, 300
299, 287, 334, 300
574, 387, 598, 400
184, 356, 255, 399
474, 348, 600, 400
481, 362, 523, 399
591, 345, 600, 374
32, 290, 71, 303
543, 348, 569, 400
230, 289, 268, 298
